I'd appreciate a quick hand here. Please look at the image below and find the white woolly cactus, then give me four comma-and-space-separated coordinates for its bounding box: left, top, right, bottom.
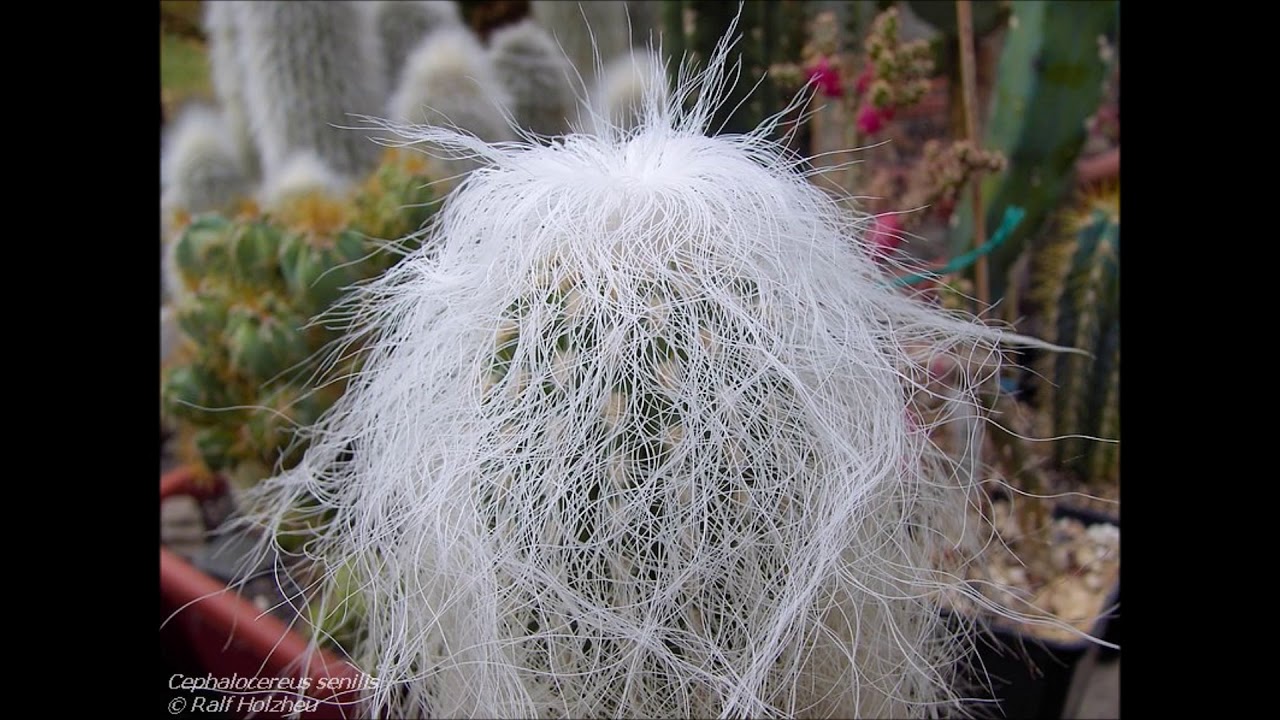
387, 25, 516, 178
203, 0, 259, 181
257, 151, 352, 213
366, 0, 464, 92
241, 23, 1062, 720
236, 0, 387, 188
591, 49, 670, 135
530, 1, 658, 88
489, 19, 578, 138
161, 105, 252, 220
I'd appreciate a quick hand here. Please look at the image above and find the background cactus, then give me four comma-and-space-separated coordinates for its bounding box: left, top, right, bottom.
947, 0, 1119, 302
236, 0, 388, 189
367, 0, 465, 93
161, 105, 253, 224
488, 18, 578, 138
203, 1, 260, 182
388, 25, 516, 177
1024, 183, 1120, 487
590, 49, 669, 134
161, 150, 437, 491
529, 1, 658, 89
661, 0, 809, 137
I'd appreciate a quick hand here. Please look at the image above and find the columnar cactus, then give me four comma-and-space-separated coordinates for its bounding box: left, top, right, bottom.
236, 0, 388, 188
489, 18, 578, 138
387, 25, 516, 177
529, 1, 657, 88
203, 0, 260, 182
1027, 184, 1120, 486
948, 0, 1120, 302
366, 0, 465, 92
161, 150, 437, 490
241, 28, 1061, 719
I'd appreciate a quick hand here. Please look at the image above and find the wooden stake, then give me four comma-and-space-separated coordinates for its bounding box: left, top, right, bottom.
957, 1, 989, 309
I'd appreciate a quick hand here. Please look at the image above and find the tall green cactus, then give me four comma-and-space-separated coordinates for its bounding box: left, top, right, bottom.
161, 150, 437, 490
1027, 184, 1119, 486
661, 0, 809, 137
948, 0, 1119, 302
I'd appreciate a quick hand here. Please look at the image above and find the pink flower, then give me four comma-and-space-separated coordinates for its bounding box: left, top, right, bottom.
867, 214, 903, 259
855, 66, 874, 96
806, 57, 843, 98
856, 105, 889, 134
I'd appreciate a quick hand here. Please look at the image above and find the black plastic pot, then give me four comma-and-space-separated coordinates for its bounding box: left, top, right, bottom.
947, 503, 1120, 719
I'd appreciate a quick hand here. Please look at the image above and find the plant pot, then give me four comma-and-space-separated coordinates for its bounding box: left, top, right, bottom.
160, 467, 366, 719
947, 503, 1120, 719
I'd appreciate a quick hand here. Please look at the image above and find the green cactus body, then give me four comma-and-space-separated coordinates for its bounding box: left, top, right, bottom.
948, 0, 1119, 302
662, 0, 809, 136
1030, 186, 1119, 486
161, 151, 437, 490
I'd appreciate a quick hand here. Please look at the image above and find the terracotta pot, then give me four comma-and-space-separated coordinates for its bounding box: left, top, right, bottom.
160, 467, 367, 719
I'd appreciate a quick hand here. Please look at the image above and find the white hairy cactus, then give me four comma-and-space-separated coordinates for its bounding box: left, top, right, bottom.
366, 0, 464, 93
258, 151, 352, 212
489, 19, 578, 138
237, 0, 387, 188
387, 26, 517, 178
240, 20, 1074, 720
203, 0, 259, 181
161, 105, 251, 220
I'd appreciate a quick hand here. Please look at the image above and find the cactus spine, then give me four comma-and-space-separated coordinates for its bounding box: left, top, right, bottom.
948, 0, 1119, 302
367, 0, 465, 92
489, 18, 578, 138
1027, 183, 1119, 486
236, 1, 388, 189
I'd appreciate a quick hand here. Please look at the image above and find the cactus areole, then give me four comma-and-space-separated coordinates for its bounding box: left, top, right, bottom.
240, 23, 1077, 720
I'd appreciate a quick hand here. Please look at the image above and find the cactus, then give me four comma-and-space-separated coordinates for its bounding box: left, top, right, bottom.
236, 1, 388, 189
203, 1, 260, 182
529, 1, 658, 85
387, 25, 516, 178
1026, 183, 1119, 487
948, 0, 1119, 302
661, 0, 809, 136
366, 0, 465, 91
161, 105, 253, 222
160, 149, 438, 491
238, 29, 1073, 718
488, 18, 578, 138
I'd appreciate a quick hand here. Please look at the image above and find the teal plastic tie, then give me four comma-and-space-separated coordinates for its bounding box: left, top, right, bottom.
889, 205, 1026, 287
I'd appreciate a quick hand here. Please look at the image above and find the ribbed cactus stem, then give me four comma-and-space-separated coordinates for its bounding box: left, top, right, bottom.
237, 1, 387, 188
387, 26, 516, 177
1030, 187, 1120, 485
203, 1, 260, 181
489, 19, 578, 138
366, 0, 464, 92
